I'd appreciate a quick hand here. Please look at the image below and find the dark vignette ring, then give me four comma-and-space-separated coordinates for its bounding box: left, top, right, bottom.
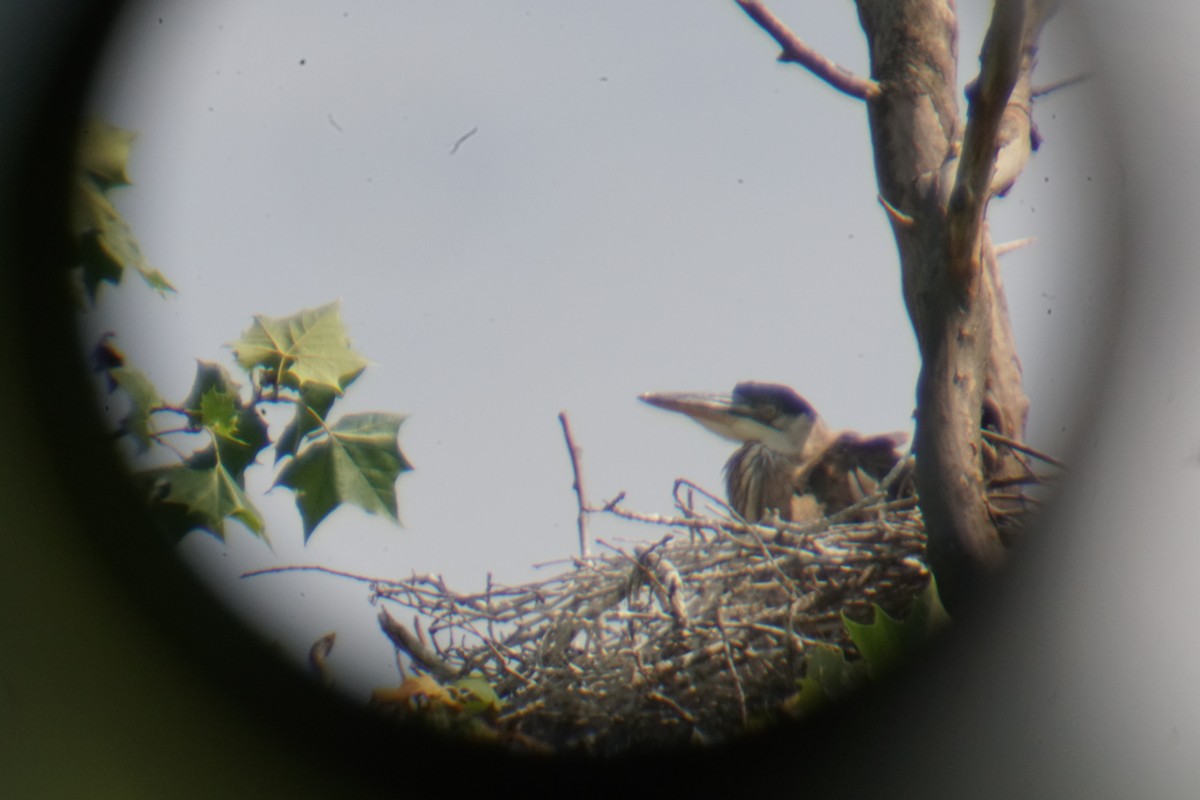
0, 1, 1123, 797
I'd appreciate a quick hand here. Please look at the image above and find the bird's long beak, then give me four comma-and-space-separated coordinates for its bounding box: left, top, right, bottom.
639, 391, 762, 444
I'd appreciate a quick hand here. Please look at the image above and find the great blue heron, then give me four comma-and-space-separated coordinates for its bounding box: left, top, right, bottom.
640, 381, 909, 523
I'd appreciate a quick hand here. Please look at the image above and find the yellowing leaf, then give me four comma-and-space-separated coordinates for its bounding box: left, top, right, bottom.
450, 675, 504, 715
372, 675, 457, 709
76, 119, 136, 187
71, 121, 175, 299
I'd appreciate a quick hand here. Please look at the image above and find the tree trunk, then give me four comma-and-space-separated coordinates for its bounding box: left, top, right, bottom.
854, 0, 1052, 595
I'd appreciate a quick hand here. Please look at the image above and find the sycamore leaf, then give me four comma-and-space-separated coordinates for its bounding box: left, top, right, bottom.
274, 365, 365, 463
153, 462, 266, 543
783, 677, 829, 718
843, 606, 910, 680
274, 412, 412, 541
805, 642, 868, 700
71, 122, 175, 299
182, 361, 242, 424
181, 361, 270, 483
75, 224, 124, 299
231, 302, 368, 395
110, 366, 162, 452
843, 578, 950, 679
199, 388, 239, 438
136, 264, 176, 296
77, 118, 135, 187
782, 643, 868, 718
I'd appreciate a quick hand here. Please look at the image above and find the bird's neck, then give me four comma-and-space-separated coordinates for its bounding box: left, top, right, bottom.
764, 414, 833, 459
798, 417, 835, 460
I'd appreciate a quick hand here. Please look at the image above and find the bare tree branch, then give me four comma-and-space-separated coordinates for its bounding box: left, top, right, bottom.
851, 0, 1056, 594
735, 1, 880, 100
242, 563, 387, 583
558, 412, 591, 560
923, 1, 1057, 578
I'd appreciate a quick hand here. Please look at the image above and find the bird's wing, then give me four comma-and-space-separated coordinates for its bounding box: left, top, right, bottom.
805, 431, 909, 511
827, 431, 908, 479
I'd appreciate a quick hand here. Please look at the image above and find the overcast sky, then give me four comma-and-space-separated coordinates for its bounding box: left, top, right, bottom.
82, 1, 1119, 696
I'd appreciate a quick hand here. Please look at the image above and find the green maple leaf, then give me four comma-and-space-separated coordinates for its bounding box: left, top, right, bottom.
274, 412, 412, 541
804, 642, 868, 699
71, 120, 175, 299
182, 361, 242, 424
783, 643, 868, 718
181, 361, 270, 483
153, 462, 266, 543
199, 388, 238, 437
110, 366, 162, 452
231, 301, 368, 394
842, 577, 950, 679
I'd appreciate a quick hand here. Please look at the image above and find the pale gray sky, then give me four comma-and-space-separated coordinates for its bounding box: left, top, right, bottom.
83, 1, 1118, 696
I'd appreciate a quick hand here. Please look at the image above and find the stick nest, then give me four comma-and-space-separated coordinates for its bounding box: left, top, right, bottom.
367, 476, 969, 754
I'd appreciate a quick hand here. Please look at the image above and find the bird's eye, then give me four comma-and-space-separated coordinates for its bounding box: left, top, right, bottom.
761, 405, 777, 420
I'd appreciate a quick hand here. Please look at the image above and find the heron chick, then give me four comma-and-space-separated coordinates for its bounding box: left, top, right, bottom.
640, 381, 908, 523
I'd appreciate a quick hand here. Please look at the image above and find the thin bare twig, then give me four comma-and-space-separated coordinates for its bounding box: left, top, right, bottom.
242, 563, 392, 584
647, 691, 697, 724
735, 1, 880, 100
715, 605, 748, 728
981, 429, 1067, 468
558, 412, 591, 559
1033, 73, 1090, 98
994, 236, 1036, 256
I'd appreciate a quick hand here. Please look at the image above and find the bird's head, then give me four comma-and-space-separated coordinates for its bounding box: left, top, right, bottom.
640, 381, 821, 456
